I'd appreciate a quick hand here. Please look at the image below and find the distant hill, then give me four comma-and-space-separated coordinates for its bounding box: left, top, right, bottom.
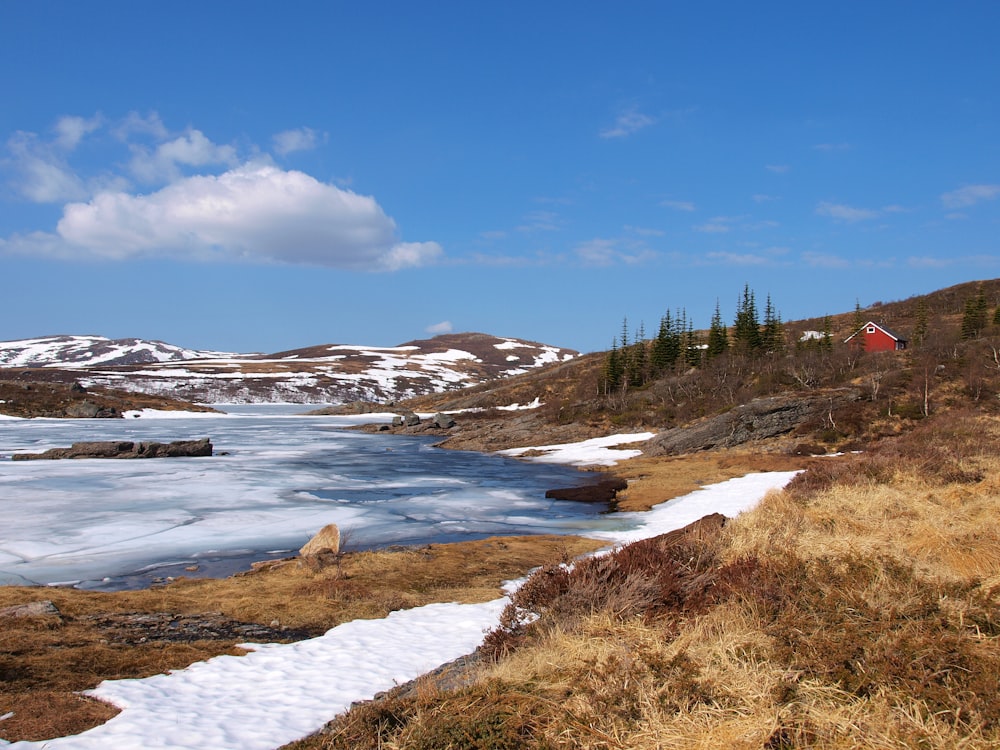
0, 332, 578, 405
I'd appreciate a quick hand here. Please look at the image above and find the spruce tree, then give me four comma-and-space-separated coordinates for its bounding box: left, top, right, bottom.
913, 298, 929, 346
733, 284, 762, 354
707, 300, 729, 359
602, 340, 623, 393
761, 294, 784, 354
851, 300, 867, 350
961, 287, 988, 339
683, 314, 702, 368
821, 314, 834, 352
629, 323, 647, 387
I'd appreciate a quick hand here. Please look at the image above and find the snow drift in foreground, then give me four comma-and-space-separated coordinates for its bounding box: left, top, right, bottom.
4, 426, 798, 750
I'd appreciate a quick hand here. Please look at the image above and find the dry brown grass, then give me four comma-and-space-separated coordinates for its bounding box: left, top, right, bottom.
289, 410, 1000, 750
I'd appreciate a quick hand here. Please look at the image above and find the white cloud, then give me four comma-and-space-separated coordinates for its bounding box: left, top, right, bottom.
426, 321, 453, 334
2, 163, 440, 271
113, 111, 170, 141
941, 184, 1000, 209
693, 215, 745, 233
4, 131, 87, 202
813, 142, 851, 152
752, 193, 778, 203
765, 164, 790, 174
516, 210, 561, 232
661, 199, 696, 212
815, 201, 879, 222
574, 238, 655, 266
600, 109, 654, 139
53, 114, 103, 150
273, 127, 321, 156
129, 129, 238, 183
705, 251, 770, 265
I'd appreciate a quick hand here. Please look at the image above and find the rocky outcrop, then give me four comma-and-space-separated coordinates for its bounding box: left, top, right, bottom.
647, 389, 862, 456
12, 437, 213, 460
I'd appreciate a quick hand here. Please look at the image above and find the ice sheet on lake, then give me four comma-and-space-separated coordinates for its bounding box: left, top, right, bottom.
0, 409, 614, 587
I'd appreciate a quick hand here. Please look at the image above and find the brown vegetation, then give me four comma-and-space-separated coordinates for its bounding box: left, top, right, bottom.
291, 410, 1000, 749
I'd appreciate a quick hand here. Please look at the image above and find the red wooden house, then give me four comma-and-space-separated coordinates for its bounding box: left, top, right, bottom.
844, 321, 908, 353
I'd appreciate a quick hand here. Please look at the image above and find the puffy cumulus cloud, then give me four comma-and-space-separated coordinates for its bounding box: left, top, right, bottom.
941, 184, 1000, 210
129, 129, 239, 183
31, 164, 441, 271
426, 320, 453, 334
273, 127, 322, 156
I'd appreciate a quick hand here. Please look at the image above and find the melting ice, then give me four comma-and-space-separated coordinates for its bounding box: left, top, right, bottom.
0, 405, 617, 589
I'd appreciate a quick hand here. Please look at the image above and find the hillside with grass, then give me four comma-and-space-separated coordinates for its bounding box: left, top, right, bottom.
285, 279, 1000, 749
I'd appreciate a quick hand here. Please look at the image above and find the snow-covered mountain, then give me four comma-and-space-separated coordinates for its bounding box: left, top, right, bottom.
0, 335, 237, 368
0, 333, 578, 404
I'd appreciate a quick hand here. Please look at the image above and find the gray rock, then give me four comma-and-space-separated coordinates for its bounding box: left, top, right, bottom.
432, 412, 456, 429
12, 437, 213, 460
647, 389, 861, 455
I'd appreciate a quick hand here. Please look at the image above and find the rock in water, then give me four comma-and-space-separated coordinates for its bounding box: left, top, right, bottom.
12, 437, 213, 460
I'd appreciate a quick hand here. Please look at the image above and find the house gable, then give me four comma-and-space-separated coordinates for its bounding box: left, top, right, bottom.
845, 321, 908, 353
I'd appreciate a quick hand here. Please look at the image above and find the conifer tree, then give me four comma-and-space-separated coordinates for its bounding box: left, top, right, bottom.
761, 294, 784, 354
628, 323, 647, 387
683, 315, 702, 368
733, 284, 762, 354
913, 298, 929, 347
706, 300, 729, 359
961, 287, 988, 339
851, 300, 867, 350
601, 340, 623, 393
821, 314, 834, 351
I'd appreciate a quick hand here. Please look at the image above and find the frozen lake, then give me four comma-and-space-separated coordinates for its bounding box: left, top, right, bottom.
0, 406, 621, 589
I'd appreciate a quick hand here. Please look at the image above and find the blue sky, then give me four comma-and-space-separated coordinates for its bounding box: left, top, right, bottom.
1, 2, 998, 354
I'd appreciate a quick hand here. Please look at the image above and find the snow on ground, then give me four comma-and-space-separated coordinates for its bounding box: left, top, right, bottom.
4, 430, 798, 750
498, 432, 657, 466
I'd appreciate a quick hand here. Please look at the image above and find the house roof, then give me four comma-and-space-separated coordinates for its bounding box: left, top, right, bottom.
844, 321, 908, 343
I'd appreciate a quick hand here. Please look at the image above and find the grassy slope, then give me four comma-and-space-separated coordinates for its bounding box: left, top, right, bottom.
291, 410, 1000, 750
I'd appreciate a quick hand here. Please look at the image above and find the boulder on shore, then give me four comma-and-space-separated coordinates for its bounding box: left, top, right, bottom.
12, 437, 213, 461
300, 523, 342, 557
545, 477, 628, 504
